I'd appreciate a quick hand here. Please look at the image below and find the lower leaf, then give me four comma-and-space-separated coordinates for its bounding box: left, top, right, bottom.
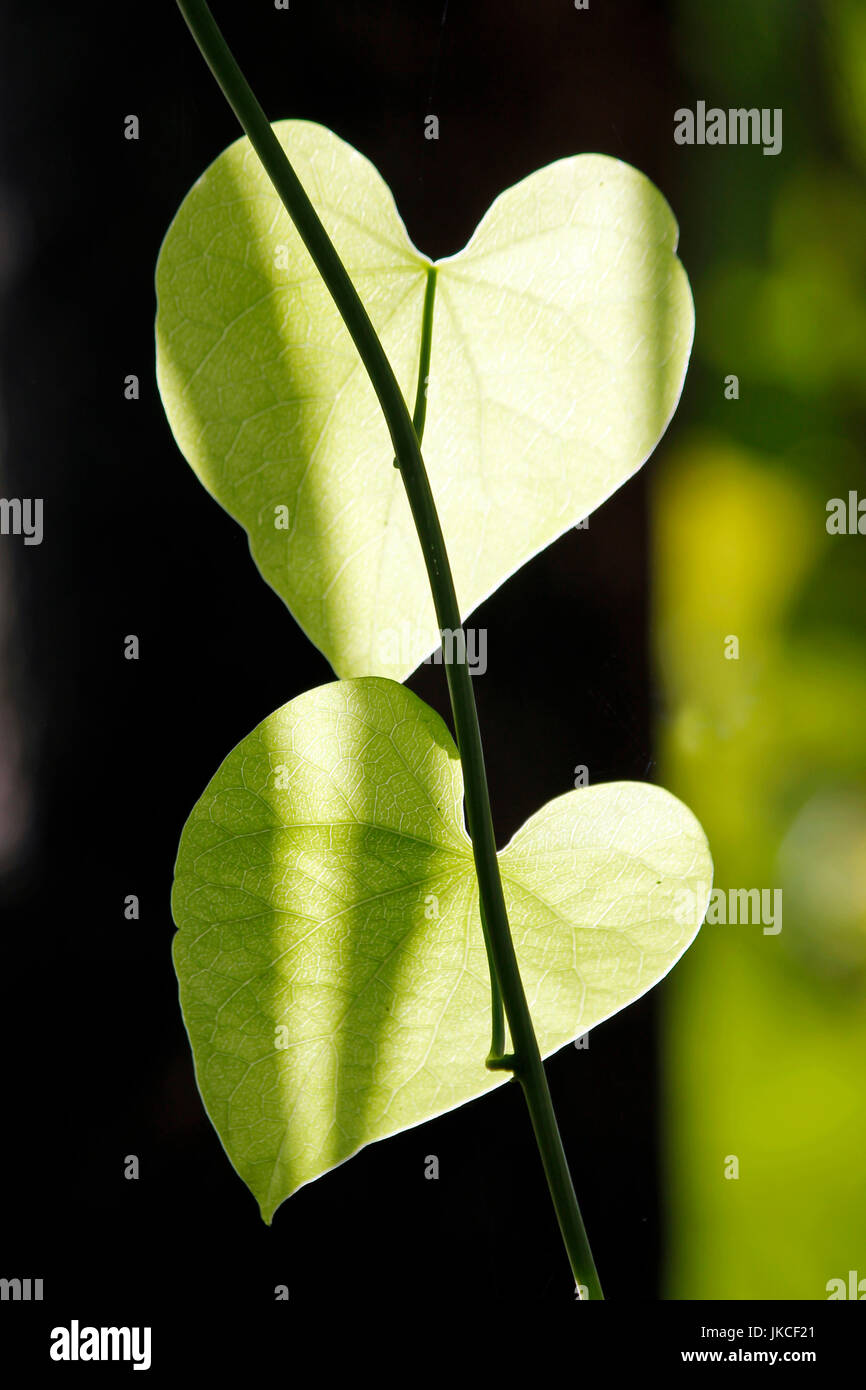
171, 677, 711, 1221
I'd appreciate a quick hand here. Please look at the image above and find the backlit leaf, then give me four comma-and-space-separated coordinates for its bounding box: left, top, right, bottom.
172, 677, 711, 1220
156, 122, 693, 679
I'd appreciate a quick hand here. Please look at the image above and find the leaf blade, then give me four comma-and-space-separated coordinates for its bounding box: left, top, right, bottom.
172, 678, 711, 1220
156, 127, 694, 680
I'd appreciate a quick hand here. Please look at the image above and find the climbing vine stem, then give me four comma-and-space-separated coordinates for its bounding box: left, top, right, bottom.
174, 0, 603, 1301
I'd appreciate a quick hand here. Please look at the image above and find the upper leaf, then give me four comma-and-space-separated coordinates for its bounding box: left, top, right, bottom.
156, 122, 694, 679
172, 677, 711, 1221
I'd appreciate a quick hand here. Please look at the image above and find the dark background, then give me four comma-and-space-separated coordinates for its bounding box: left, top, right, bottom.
1, 0, 858, 1365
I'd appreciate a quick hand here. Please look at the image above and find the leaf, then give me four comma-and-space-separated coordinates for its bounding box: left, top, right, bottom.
172, 677, 711, 1221
156, 121, 694, 680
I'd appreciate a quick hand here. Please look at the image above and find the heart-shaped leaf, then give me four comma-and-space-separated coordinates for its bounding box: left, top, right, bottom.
156, 121, 694, 680
172, 678, 711, 1220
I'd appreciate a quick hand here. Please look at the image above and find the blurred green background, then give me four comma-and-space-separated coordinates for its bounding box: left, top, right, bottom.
657, 0, 866, 1298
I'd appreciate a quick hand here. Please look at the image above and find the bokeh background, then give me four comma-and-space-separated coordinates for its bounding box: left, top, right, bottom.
0, 0, 863, 1345
657, 0, 866, 1299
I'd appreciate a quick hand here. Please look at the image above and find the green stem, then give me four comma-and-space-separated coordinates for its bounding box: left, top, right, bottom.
403, 267, 505, 1063
175, 0, 603, 1301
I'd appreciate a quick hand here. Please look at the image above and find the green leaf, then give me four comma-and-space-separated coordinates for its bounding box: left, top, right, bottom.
156, 121, 694, 680
172, 677, 711, 1221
